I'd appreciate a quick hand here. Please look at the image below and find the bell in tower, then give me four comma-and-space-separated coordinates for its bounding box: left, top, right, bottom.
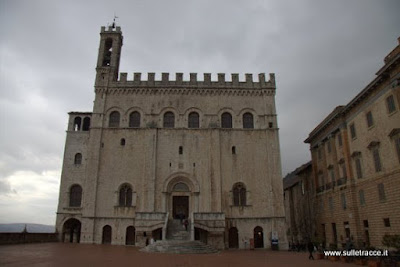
102, 38, 113, 66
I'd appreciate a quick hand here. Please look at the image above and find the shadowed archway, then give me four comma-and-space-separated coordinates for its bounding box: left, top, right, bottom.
62, 218, 81, 243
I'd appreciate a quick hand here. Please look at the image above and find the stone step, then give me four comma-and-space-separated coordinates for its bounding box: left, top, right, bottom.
140, 240, 219, 254
166, 219, 190, 240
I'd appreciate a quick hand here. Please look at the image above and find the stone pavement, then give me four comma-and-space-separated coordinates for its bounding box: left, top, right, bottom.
0, 243, 357, 267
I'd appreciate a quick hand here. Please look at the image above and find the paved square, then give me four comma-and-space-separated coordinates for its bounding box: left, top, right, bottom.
0, 243, 357, 267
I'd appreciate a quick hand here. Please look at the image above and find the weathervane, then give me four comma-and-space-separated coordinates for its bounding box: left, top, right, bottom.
112, 13, 119, 28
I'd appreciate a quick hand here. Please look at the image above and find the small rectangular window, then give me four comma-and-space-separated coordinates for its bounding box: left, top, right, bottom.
179, 146, 183, 155
329, 168, 335, 183
355, 157, 363, 179
332, 223, 338, 242
395, 137, 400, 164
373, 148, 382, 172
341, 163, 347, 179
386, 95, 396, 113
383, 218, 391, 227
378, 183, 386, 201
366, 111, 374, 128
318, 173, 325, 187
341, 193, 346, 210
327, 140, 331, 153
363, 220, 369, 228
350, 123, 357, 139
359, 190, 365, 206
338, 133, 343, 147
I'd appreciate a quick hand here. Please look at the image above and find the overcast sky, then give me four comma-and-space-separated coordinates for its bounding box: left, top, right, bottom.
0, 0, 399, 226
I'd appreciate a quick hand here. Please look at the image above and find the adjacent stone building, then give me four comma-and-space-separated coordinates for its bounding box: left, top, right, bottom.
304, 37, 400, 249
283, 162, 316, 247
55, 25, 287, 250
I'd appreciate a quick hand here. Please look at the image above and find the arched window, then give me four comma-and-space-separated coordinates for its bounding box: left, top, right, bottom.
119, 184, 132, 207
73, 117, 81, 131
69, 185, 82, 207
129, 111, 141, 128
82, 117, 91, 131
233, 183, 246, 206
74, 153, 82, 165
221, 112, 232, 128
109, 111, 120, 127
188, 112, 199, 128
243, 113, 254, 129
163, 112, 175, 128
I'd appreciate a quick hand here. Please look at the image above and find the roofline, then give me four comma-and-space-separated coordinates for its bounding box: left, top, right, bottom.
68, 112, 93, 115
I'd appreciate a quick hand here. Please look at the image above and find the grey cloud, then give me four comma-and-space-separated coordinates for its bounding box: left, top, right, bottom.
0, 179, 13, 194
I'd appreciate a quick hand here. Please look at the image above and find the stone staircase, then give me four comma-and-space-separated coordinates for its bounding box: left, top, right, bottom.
167, 219, 190, 240
140, 240, 219, 254
140, 219, 219, 254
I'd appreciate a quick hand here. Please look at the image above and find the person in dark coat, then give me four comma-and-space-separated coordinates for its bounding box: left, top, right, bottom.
307, 241, 315, 260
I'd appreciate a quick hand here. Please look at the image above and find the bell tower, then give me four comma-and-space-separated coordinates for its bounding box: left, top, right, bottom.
95, 25, 123, 86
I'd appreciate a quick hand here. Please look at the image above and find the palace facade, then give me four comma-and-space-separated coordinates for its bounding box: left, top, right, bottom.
56, 25, 287, 250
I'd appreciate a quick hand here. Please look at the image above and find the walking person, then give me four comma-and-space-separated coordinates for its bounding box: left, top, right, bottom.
307, 240, 315, 260
184, 219, 188, 231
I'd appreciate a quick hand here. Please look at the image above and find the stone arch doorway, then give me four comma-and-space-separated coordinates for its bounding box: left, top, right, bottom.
170, 181, 191, 220
254, 226, 264, 248
62, 218, 81, 243
102, 225, 112, 244
125, 226, 135, 245
162, 173, 200, 219
229, 227, 239, 248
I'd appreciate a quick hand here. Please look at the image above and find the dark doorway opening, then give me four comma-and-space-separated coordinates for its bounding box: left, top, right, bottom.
229, 227, 239, 248
102, 225, 112, 244
254, 226, 264, 248
126, 226, 135, 245
152, 228, 162, 241
173, 196, 189, 219
194, 227, 208, 244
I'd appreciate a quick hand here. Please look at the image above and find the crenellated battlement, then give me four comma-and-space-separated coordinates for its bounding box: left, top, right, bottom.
115, 72, 276, 89
100, 26, 122, 33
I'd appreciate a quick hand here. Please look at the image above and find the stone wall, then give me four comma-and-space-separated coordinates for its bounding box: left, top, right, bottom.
0, 233, 58, 245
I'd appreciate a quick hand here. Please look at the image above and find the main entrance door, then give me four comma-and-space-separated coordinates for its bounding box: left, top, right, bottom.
173, 196, 189, 219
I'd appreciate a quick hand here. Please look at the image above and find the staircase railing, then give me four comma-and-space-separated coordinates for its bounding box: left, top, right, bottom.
162, 212, 169, 240
190, 212, 194, 241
